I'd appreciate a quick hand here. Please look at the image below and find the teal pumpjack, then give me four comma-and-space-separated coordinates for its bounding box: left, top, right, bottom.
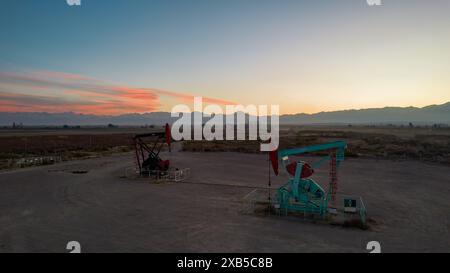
276, 141, 347, 217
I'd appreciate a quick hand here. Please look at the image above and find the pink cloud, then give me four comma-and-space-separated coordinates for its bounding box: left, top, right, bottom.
0, 70, 236, 115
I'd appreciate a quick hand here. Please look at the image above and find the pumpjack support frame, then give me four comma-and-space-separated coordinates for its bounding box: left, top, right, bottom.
133, 124, 171, 177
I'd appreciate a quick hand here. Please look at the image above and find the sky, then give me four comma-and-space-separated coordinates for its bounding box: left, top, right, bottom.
0, 0, 449, 115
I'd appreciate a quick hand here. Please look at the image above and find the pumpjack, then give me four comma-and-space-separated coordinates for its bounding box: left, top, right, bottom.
133, 124, 171, 176
271, 141, 366, 223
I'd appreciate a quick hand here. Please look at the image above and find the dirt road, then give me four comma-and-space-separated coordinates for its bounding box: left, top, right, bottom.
0, 151, 449, 252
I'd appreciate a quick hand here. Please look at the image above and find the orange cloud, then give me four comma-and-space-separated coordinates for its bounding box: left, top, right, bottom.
0, 70, 236, 115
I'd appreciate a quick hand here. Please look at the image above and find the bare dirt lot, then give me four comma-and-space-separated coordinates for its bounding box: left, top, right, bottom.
0, 148, 449, 253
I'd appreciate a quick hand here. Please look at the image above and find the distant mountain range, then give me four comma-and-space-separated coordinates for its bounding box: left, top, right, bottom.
0, 102, 449, 126
281, 102, 450, 125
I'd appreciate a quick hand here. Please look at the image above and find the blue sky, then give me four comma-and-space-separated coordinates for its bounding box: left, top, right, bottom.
1, 0, 449, 114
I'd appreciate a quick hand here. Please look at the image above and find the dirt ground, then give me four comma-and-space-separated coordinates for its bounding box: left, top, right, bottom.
0, 146, 449, 253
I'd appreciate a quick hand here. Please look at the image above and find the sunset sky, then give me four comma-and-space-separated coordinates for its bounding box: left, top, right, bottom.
1, 0, 449, 115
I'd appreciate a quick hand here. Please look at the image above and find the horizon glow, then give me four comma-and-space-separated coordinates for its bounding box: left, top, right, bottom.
1, 0, 450, 115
